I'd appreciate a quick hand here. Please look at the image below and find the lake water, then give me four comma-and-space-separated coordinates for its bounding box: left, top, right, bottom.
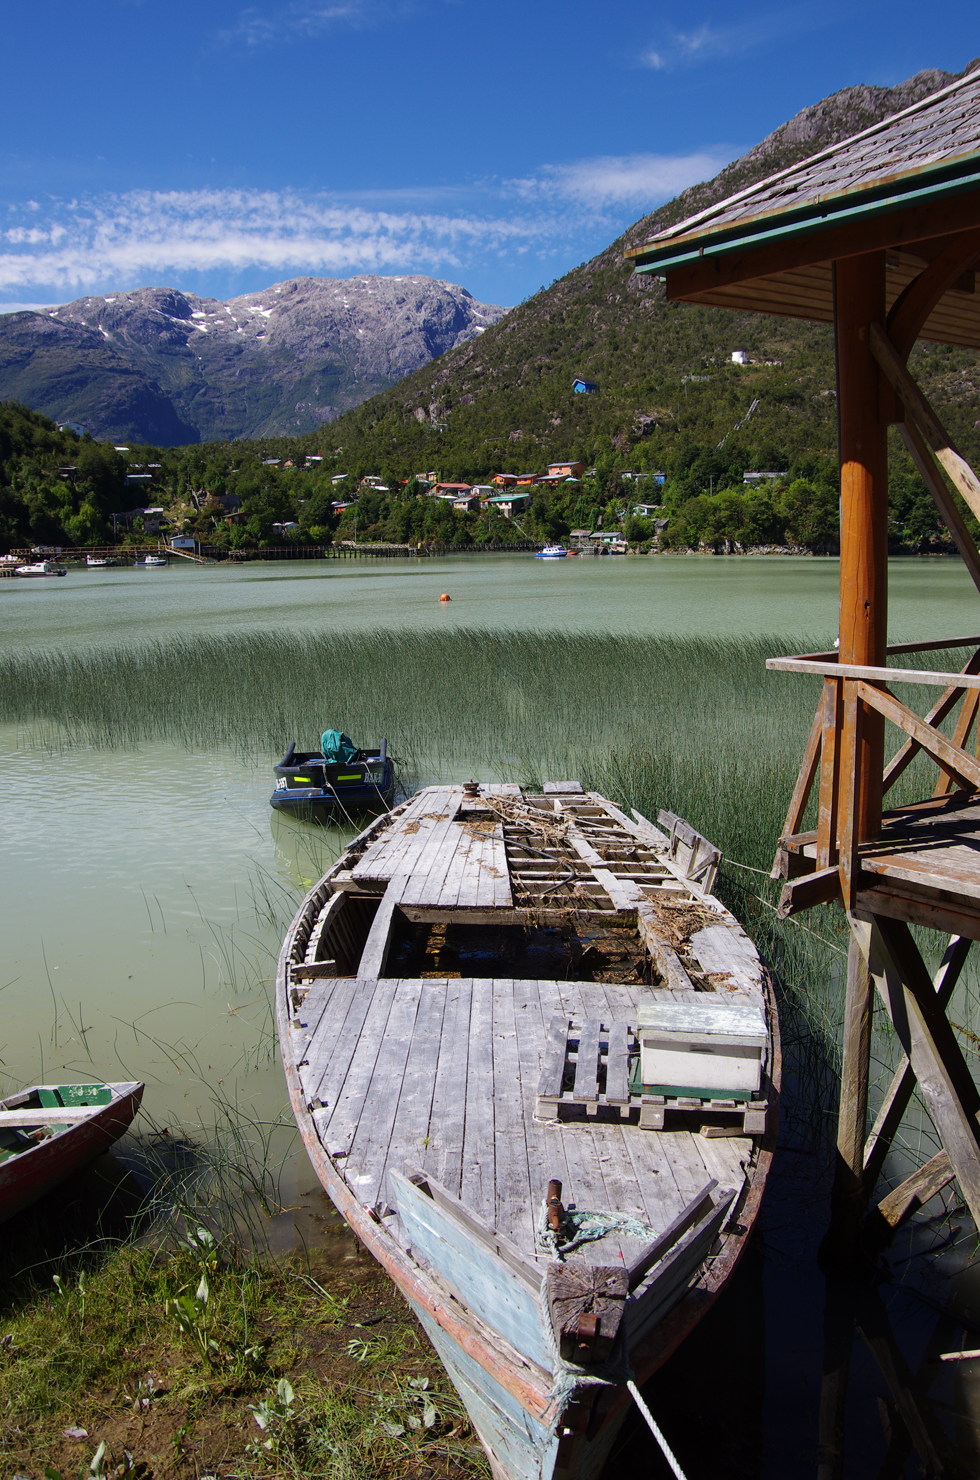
2, 550, 978, 651
3, 551, 978, 1475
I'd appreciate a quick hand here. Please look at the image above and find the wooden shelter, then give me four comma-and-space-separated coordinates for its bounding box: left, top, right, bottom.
627, 66, 980, 1261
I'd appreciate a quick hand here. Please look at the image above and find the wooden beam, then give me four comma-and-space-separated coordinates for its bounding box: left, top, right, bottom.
869, 1150, 956, 1244
854, 679, 980, 792
934, 688, 980, 797
826, 917, 876, 1264
659, 192, 980, 303
777, 866, 842, 917
863, 935, 971, 1186
898, 421, 980, 597
871, 322, 980, 523
817, 678, 843, 868
780, 697, 824, 841
869, 915, 980, 1231
854, 1284, 954, 1477
886, 227, 980, 360
837, 255, 888, 843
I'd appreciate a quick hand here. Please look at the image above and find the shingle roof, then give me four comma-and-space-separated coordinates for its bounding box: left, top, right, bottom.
631, 68, 980, 263
626, 68, 980, 348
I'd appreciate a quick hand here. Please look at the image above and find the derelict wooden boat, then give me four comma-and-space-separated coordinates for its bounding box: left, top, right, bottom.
0, 1081, 144, 1222
276, 784, 778, 1480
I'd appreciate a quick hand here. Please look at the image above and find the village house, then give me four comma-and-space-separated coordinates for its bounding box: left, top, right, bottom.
486, 492, 531, 518
431, 482, 472, 499
572, 377, 598, 394
546, 460, 585, 480
491, 473, 518, 487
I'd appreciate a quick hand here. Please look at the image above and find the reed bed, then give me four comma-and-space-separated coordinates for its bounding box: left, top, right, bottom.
2, 626, 972, 1209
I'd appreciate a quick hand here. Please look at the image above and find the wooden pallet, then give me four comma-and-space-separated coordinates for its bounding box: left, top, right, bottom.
534, 1014, 767, 1135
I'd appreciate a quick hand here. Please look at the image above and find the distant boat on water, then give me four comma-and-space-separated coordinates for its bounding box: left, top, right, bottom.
15, 561, 66, 577
535, 544, 567, 559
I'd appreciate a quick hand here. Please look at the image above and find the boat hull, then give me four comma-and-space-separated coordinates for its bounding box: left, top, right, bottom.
0, 1082, 144, 1222
276, 787, 779, 1480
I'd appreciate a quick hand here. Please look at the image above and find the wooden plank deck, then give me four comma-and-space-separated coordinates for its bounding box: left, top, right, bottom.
290, 973, 752, 1267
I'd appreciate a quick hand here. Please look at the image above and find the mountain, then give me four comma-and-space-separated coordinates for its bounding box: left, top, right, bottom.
305, 61, 980, 486
0, 276, 507, 444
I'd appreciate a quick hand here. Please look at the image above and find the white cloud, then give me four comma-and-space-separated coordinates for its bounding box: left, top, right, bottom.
513, 151, 732, 209
218, 1, 369, 46
639, 9, 817, 70
0, 187, 564, 296
0, 150, 731, 298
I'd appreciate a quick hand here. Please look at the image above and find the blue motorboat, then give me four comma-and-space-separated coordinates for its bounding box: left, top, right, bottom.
271, 731, 395, 819
534, 543, 567, 558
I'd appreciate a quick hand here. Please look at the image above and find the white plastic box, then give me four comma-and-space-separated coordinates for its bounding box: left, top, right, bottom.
637, 1000, 767, 1097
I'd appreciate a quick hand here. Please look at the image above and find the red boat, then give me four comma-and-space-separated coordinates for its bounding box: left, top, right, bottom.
0, 1081, 144, 1222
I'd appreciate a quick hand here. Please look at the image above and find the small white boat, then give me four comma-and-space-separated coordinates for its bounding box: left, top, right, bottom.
15, 561, 67, 577
135, 555, 167, 567
86, 555, 114, 568
535, 544, 567, 559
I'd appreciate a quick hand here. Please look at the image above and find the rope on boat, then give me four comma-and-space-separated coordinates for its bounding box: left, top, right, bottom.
626, 1380, 690, 1480
536, 1206, 659, 1259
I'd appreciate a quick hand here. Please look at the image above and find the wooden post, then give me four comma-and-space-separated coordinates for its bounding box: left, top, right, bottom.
825, 917, 875, 1267
835, 252, 889, 842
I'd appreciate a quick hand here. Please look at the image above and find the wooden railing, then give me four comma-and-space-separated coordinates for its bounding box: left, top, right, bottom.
768, 634, 980, 911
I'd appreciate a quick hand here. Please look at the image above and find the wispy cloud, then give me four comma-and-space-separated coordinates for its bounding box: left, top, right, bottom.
217, 1, 371, 46
0, 148, 729, 299
0, 188, 555, 295
510, 151, 732, 208
640, 9, 817, 71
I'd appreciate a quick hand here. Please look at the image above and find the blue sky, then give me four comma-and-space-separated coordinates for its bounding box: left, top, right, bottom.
0, 1, 975, 311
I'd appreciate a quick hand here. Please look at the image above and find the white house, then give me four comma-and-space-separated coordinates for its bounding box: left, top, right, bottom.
732, 350, 749, 365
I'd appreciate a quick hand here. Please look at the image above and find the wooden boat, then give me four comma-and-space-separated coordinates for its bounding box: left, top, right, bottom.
0, 1081, 144, 1222
277, 784, 777, 1480
271, 737, 395, 819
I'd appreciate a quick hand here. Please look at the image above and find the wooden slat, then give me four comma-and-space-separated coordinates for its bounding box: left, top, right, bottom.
626, 1179, 718, 1289
491, 980, 534, 1249
572, 1019, 601, 1102
817, 678, 843, 868
605, 1021, 630, 1105
883, 646, 980, 794
345, 977, 426, 1209
418, 978, 473, 1196
536, 1013, 569, 1101
0, 1106, 104, 1126
308, 977, 400, 1152
461, 979, 496, 1225
899, 422, 980, 598
356, 876, 407, 980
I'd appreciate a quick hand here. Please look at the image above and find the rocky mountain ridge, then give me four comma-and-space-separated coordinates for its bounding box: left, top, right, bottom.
0, 275, 506, 444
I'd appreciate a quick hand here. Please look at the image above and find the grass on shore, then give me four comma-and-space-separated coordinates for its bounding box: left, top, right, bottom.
0, 1162, 488, 1480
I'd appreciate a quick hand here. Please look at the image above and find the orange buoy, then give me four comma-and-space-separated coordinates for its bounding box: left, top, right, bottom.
439, 593, 451, 602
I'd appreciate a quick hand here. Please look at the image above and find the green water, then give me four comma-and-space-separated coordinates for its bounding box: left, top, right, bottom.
2, 551, 978, 651
3, 553, 980, 1473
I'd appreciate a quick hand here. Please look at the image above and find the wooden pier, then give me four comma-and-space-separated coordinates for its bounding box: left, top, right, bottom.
628, 69, 980, 1473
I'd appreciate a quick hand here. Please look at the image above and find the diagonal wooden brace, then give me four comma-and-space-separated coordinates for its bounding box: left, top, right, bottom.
854, 680, 980, 793
863, 915, 980, 1232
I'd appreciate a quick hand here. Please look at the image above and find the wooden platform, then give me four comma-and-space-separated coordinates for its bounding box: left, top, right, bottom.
287, 974, 757, 1272
779, 790, 980, 936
